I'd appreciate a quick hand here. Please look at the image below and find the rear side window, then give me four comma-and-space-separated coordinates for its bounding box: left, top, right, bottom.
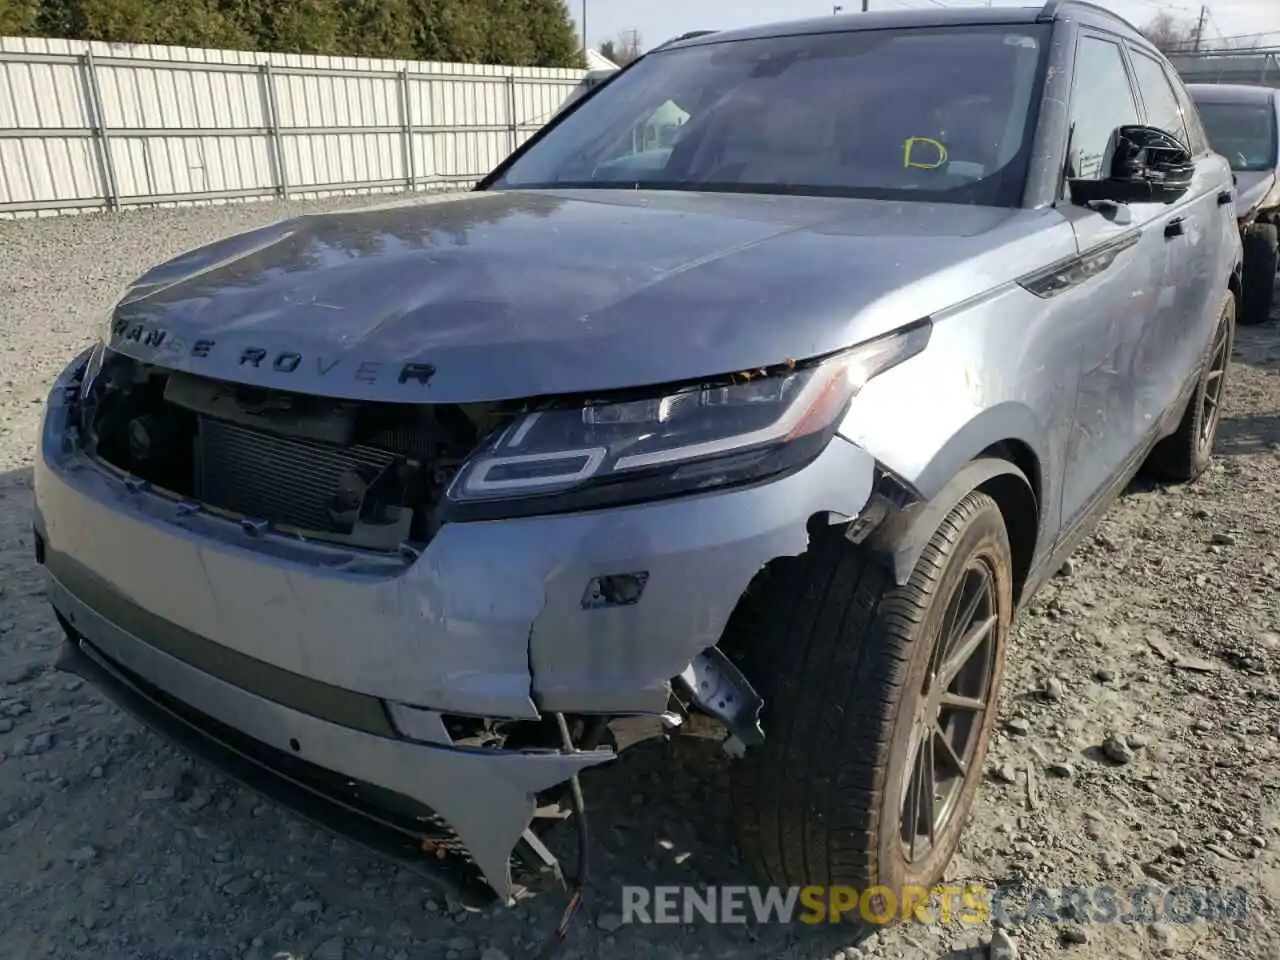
1067, 36, 1142, 181
1129, 51, 1191, 147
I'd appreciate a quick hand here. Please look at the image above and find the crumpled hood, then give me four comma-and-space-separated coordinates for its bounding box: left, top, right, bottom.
1235, 170, 1280, 220
106, 189, 1072, 403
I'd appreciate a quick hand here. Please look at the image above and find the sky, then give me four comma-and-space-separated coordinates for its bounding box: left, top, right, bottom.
574, 0, 1280, 54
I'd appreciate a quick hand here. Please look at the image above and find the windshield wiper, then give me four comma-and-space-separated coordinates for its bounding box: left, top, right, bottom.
493, 179, 998, 205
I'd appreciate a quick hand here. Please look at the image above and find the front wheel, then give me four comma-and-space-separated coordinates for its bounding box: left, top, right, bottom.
729, 491, 1013, 915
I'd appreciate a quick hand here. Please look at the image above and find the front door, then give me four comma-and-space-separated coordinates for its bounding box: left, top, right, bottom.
1160, 59, 1240, 398
1126, 47, 1226, 427
1058, 31, 1184, 528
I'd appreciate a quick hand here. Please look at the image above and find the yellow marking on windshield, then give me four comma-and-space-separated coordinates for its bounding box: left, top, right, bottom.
903, 137, 948, 170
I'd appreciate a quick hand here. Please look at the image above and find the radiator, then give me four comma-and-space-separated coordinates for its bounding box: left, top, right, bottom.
195, 417, 399, 535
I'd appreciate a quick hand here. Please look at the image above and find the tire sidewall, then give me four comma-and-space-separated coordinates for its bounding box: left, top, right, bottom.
874, 495, 1013, 893
1193, 292, 1237, 468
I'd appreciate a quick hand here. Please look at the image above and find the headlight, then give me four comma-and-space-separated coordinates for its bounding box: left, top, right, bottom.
445, 320, 930, 514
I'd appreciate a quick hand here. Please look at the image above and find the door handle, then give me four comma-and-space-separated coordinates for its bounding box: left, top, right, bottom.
1217, 190, 1234, 206
1164, 218, 1185, 239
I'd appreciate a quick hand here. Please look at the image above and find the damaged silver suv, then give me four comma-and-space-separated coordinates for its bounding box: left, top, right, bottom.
36, 0, 1241, 917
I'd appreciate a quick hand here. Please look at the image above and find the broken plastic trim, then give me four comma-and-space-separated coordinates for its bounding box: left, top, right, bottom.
844, 464, 923, 546
528, 713, 591, 960
860, 456, 1031, 586
674, 647, 765, 756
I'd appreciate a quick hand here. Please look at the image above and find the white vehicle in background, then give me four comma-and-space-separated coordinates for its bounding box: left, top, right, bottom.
1189, 83, 1280, 325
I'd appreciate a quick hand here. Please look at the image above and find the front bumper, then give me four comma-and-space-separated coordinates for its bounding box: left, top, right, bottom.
34, 348, 877, 899
51, 620, 559, 906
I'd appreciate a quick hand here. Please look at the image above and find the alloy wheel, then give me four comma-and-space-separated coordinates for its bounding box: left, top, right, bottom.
900, 557, 1000, 863
1199, 317, 1231, 449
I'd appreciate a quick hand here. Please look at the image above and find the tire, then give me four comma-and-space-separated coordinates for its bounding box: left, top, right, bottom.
1240, 222, 1278, 326
728, 491, 1013, 920
1144, 291, 1235, 484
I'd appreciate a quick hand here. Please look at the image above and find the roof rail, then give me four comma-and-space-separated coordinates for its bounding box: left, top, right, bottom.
1036, 0, 1064, 23
1037, 0, 1143, 32
656, 30, 719, 50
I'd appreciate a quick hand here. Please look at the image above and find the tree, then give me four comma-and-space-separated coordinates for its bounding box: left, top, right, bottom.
6, 0, 585, 66
0, 0, 40, 34
32, 0, 252, 48
410, 0, 485, 62
1141, 12, 1199, 54
338, 0, 418, 60
479, 0, 536, 67
232, 0, 343, 55
599, 29, 641, 66
521, 0, 584, 68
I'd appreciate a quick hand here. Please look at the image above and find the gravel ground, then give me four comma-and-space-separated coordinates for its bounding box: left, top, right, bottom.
0, 197, 1278, 960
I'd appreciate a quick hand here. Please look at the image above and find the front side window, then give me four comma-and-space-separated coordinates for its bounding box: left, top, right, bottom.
490, 26, 1051, 207
1066, 36, 1142, 182
1167, 72, 1211, 155
1196, 100, 1279, 172
1129, 51, 1191, 147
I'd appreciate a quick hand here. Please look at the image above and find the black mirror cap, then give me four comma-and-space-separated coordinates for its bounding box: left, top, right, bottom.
1069, 124, 1195, 207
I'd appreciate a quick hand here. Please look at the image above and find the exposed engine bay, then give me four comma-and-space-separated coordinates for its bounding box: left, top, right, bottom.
79, 350, 511, 551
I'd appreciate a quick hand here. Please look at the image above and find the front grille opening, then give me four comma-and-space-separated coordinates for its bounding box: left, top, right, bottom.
83, 353, 510, 551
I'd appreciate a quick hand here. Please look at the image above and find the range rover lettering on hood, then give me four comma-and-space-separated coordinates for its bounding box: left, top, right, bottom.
102, 190, 1068, 403
110, 318, 437, 386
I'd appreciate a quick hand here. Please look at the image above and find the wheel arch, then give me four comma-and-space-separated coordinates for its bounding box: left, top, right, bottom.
975, 442, 1040, 606
862, 407, 1046, 606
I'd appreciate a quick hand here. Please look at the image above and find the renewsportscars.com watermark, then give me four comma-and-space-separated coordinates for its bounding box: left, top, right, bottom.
619, 883, 1252, 927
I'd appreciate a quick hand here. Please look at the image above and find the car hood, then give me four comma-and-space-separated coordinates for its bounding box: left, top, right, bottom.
107, 189, 1072, 403
1234, 170, 1280, 220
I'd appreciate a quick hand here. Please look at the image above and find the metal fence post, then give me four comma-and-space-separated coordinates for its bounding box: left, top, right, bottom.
400, 68, 416, 190
259, 63, 288, 199
506, 75, 518, 154
81, 51, 120, 211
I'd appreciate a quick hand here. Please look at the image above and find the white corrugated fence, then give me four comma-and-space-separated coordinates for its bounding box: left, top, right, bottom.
0, 36, 604, 218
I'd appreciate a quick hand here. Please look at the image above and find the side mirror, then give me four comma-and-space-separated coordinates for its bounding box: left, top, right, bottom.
1069, 125, 1195, 207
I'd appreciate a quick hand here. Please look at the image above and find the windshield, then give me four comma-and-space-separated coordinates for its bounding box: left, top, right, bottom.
1196, 100, 1278, 172
490, 25, 1051, 207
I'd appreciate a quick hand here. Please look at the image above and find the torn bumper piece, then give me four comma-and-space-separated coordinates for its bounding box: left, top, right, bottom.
49, 574, 613, 906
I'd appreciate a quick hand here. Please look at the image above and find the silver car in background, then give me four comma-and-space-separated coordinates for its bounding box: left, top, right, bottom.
1189, 82, 1280, 324
35, 0, 1241, 921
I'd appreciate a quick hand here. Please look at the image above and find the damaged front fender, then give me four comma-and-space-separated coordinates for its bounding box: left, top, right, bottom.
858, 456, 1034, 586
525, 434, 880, 716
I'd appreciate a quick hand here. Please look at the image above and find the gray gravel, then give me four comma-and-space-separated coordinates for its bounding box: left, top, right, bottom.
1, 197, 1279, 960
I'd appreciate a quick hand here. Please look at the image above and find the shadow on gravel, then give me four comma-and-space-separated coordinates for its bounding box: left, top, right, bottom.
1217, 411, 1280, 458
1233, 320, 1280, 372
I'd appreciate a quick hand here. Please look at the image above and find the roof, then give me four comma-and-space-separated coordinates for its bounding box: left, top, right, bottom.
1187, 82, 1279, 105
655, 1, 1142, 53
